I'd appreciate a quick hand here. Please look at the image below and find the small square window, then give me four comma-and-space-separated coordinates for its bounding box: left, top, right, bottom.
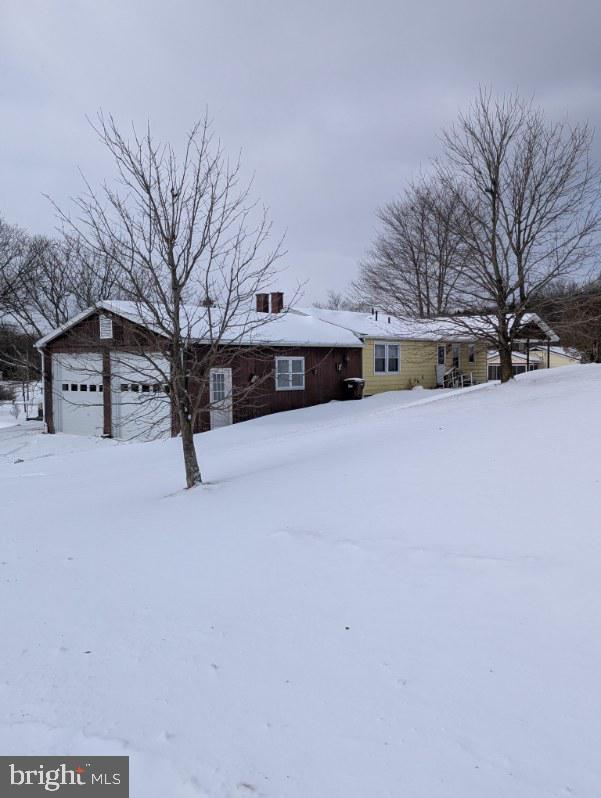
120, 384, 129, 392
71, 384, 78, 391
275, 357, 305, 390
62, 383, 69, 391
142, 384, 150, 393
131, 384, 139, 392
89, 384, 97, 392
98, 384, 103, 392
80, 384, 88, 392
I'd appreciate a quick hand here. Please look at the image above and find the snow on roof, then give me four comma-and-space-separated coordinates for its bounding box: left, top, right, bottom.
295, 307, 475, 341
35, 300, 362, 349
297, 307, 558, 343
529, 345, 581, 361
487, 350, 543, 364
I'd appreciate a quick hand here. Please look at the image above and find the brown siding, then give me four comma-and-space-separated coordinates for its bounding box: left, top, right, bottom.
189, 345, 362, 432
42, 309, 363, 436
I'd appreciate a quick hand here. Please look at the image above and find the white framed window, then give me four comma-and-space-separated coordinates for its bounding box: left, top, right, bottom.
276, 357, 305, 391
211, 370, 226, 402
468, 343, 476, 364
374, 342, 400, 374
99, 315, 113, 339
437, 344, 446, 366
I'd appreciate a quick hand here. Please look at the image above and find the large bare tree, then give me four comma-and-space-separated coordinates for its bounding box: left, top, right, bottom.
354, 178, 466, 317
57, 113, 283, 488
438, 89, 601, 381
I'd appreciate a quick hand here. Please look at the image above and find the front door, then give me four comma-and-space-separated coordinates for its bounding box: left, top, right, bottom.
209, 368, 233, 429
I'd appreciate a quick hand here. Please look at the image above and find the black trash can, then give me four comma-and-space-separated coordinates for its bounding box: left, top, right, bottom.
344, 377, 365, 399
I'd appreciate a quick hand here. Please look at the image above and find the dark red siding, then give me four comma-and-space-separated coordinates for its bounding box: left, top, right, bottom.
41, 309, 363, 435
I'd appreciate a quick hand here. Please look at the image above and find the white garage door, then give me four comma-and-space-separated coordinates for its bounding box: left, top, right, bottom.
52, 354, 105, 436
111, 353, 171, 441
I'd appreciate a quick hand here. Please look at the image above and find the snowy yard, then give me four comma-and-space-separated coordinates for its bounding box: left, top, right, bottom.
1, 367, 600, 797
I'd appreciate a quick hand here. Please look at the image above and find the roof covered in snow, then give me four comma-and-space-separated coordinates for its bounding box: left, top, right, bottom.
35, 300, 363, 349
296, 308, 558, 343
529, 345, 581, 361
487, 350, 544, 364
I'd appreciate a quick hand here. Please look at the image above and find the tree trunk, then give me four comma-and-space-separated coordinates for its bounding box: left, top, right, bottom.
499, 344, 513, 383
179, 409, 202, 488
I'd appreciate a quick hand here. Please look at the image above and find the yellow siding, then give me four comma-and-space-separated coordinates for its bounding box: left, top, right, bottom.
362, 339, 488, 395
540, 352, 580, 369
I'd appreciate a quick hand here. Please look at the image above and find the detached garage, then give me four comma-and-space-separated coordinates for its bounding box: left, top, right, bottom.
37, 307, 174, 441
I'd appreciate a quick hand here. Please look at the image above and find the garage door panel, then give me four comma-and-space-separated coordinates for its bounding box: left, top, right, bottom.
52, 354, 104, 436
111, 353, 171, 441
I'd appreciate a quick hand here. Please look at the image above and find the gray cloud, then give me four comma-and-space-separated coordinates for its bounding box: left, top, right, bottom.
1, 0, 600, 302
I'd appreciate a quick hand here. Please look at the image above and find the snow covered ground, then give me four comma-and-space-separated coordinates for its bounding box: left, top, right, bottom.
1, 367, 600, 797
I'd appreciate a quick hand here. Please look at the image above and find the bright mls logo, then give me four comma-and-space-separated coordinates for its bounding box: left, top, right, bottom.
0, 757, 128, 795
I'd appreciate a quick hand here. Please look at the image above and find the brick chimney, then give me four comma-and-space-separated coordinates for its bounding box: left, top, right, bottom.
270, 292, 284, 314
256, 293, 269, 313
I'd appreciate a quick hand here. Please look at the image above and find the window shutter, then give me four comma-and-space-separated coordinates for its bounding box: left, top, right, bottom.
99, 315, 113, 340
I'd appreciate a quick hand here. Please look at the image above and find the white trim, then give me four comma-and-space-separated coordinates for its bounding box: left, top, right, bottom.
209, 367, 233, 428
275, 356, 305, 391
373, 341, 400, 374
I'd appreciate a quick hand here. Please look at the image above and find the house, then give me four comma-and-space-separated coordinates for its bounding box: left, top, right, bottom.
529, 345, 581, 369
487, 350, 542, 380
35, 294, 363, 440
295, 308, 490, 394
487, 343, 580, 379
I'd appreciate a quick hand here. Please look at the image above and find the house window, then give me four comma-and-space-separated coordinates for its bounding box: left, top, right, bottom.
62, 383, 69, 391
90, 384, 97, 392
211, 371, 226, 402
437, 345, 446, 366
80, 384, 88, 392
374, 343, 400, 374
468, 343, 476, 364
71, 384, 78, 391
276, 357, 305, 390
99, 315, 113, 339
452, 344, 460, 369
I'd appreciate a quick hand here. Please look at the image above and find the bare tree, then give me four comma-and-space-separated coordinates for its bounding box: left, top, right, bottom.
313, 289, 366, 311
438, 89, 601, 381
354, 178, 465, 317
535, 276, 601, 362
57, 113, 283, 488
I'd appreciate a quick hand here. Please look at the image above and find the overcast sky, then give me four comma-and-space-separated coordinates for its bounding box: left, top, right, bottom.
1, 0, 601, 303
